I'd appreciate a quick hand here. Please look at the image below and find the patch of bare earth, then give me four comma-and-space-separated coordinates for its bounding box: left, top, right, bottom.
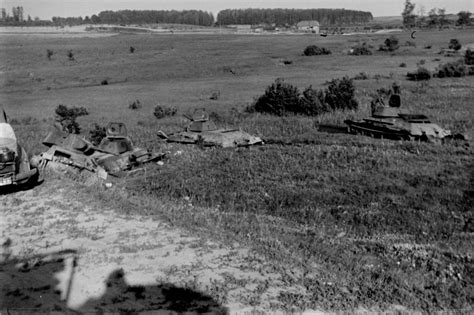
0, 178, 306, 314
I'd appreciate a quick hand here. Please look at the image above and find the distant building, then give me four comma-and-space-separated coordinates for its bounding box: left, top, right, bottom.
297, 20, 320, 33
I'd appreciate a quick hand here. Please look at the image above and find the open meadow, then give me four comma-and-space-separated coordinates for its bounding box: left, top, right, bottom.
1, 28, 473, 312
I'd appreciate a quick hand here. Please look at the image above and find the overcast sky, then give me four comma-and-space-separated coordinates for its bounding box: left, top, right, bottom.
0, 0, 472, 20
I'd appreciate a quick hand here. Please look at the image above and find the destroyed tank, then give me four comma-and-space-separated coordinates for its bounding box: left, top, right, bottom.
38, 122, 164, 179
344, 94, 456, 141
0, 108, 38, 187
158, 109, 263, 148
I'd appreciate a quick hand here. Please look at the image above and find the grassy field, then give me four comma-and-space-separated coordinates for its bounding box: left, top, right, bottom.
1, 28, 473, 312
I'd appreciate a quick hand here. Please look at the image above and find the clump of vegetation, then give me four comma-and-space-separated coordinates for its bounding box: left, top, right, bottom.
210, 91, 220, 100
379, 36, 399, 52
465, 49, 474, 65
407, 67, 431, 81
54, 104, 89, 134
248, 77, 357, 116
399, 62, 407, 67
303, 45, 331, 56
352, 72, 369, 80
89, 123, 107, 145
349, 43, 372, 55
101, 79, 108, 85
153, 105, 177, 119
282, 59, 293, 65
67, 50, 75, 61
129, 46, 135, 53
404, 40, 416, 47
46, 49, 53, 60
436, 60, 468, 78
129, 99, 141, 110
448, 38, 462, 51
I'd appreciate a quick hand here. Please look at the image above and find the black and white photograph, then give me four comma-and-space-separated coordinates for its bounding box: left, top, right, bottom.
0, 0, 473, 313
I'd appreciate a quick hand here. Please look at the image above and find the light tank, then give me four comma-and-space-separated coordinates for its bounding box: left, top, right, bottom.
158, 109, 263, 148
344, 93, 460, 142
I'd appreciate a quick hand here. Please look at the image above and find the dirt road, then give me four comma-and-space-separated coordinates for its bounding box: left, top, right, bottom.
1, 178, 309, 314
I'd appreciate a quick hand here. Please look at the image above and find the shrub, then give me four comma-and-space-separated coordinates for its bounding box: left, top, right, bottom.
249, 77, 358, 116
353, 72, 369, 80
379, 36, 399, 52
448, 39, 462, 51
404, 40, 416, 47
349, 43, 372, 55
299, 86, 328, 115
253, 79, 300, 116
399, 62, 407, 67
407, 67, 431, 81
153, 105, 177, 119
130, 46, 135, 53
67, 50, 75, 61
436, 60, 467, 78
89, 124, 107, 146
101, 79, 108, 85
129, 99, 141, 110
465, 49, 474, 65
303, 45, 331, 56
46, 49, 53, 60
324, 76, 358, 111
54, 104, 89, 134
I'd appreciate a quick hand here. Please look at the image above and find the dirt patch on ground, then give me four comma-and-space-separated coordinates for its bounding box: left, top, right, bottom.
0, 178, 306, 313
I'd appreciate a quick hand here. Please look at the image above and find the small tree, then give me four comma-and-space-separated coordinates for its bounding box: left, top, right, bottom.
457, 11, 472, 26
402, 0, 417, 28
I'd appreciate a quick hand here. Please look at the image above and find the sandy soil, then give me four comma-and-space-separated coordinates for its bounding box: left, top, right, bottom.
0, 178, 309, 314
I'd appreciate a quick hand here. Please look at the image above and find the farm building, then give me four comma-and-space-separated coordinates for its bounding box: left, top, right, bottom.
296, 20, 320, 33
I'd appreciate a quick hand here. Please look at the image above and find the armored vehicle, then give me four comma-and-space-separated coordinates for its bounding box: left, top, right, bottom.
38, 122, 164, 179
0, 109, 38, 187
158, 109, 263, 148
344, 94, 455, 141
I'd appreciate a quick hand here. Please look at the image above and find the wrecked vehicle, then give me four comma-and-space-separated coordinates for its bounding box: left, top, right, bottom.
0, 108, 38, 187
158, 109, 263, 148
38, 122, 164, 179
344, 93, 464, 142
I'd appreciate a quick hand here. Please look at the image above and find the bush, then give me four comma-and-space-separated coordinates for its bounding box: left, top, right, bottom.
404, 40, 416, 47
407, 67, 431, 81
67, 50, 75, 61
101, 79, 108, 85
465, 49, 474, 65
54, 104, 89, 134
436, 60, 467, 78
299, 86, 328, 115
353, 72, 369, 80
153, 105, 177, 119
399, 62, 407, 68
129, 99, 141, 110
379, 36, 399, 52
449, 39, 462, 51
324, 76, 358, 111
253, 79, 301, 116
46, 49, 53, 60
303, 45, 332, 56
349, 43, 372, 55
249, 77, 357, 116
89, 123, 107, 146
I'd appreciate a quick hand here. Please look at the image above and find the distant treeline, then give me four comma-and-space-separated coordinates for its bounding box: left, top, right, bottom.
217, 8, 373, 26
93, 10, 214, 26
1, 7, 375, 27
